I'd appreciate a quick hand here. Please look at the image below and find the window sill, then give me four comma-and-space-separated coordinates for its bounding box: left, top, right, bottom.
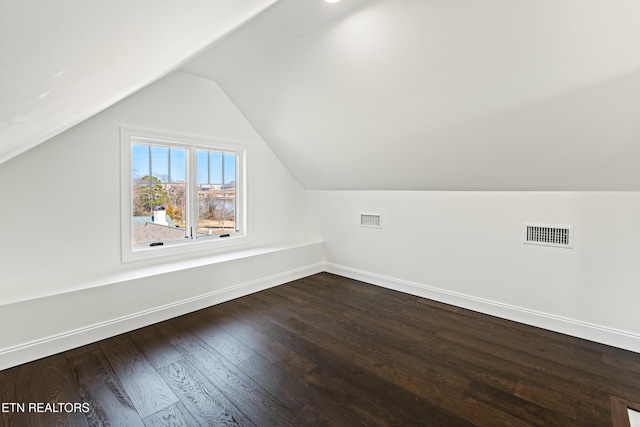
122, 233, 250, 263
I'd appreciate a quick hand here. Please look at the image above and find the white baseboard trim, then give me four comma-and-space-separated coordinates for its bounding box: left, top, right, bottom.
5, 258, 639, 371
0, 262, 323, 371
324, 262, 640, 354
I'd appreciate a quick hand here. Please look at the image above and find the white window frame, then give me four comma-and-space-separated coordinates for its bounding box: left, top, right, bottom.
121, 127, 249, 262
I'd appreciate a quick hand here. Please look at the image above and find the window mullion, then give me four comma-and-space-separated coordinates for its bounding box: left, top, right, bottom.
235, 153, 239, 232
187, 146, 196, 239
148, 145, 152, 184
221, 151, 225, 186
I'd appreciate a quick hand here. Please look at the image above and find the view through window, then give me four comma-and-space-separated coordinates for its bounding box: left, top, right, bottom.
125, 131, 244, 258
132, 144, 188, 244
196, 149, 237, 237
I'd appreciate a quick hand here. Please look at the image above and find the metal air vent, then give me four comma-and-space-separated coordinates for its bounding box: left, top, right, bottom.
524, 223, 574, 248
360, 213, 382, 228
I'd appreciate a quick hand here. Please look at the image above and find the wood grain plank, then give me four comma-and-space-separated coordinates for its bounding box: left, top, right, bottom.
128, 324, 184, 369
151, 359, 246, 427
469, 379, 581, 427
178, 311, 256, 365
143, 402, 198, 427
203, 311, 318, 378
514, 378, 582, 421
237, 353, 372, 427
611, 395, 632, 427
0, 363, 22, 427
100, 334, 178, 418
67, 346, 145, 427
2, 354, 89, 427
168, 327, 304, 427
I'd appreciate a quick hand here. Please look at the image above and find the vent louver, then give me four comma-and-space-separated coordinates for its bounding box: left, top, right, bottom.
360, 213, 382, 228
524, 223, 573, 248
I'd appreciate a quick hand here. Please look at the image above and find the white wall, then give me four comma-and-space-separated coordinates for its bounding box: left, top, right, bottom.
0, 71, 319, 369
307, 190, 640, 351
0, 71, 308, 303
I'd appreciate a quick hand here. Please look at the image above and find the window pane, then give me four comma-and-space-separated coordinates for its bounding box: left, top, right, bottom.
209, 152, 222, 185
170, 148, 185, 183
151, 146, 169, 183
197, 184, 235, 236
196, 150, 209, 184
132, 144, 149, 182
223, 153, 236, 185
195, 150, 236, 236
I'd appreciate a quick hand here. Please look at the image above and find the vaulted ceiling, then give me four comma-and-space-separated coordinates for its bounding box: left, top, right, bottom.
4, 0, 640, 190
0, 0, 277, 164
184, 0, 640, 190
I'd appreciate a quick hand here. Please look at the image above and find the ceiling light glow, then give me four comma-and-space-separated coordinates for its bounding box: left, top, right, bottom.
325, 0, 341, 3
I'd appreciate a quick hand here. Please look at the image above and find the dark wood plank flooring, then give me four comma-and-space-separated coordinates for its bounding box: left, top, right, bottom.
2, 272, 640, 426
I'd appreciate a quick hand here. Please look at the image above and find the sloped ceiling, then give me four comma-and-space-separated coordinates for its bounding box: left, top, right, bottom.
184, 0, 640, 190
0, 0, 277, 164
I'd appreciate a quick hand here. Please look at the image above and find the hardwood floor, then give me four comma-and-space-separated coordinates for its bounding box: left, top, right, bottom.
2, 272, 640, 426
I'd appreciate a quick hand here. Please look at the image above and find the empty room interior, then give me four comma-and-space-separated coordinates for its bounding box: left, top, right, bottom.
1, 0, 640, 425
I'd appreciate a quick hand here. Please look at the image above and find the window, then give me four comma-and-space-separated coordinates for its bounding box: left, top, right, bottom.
121, 128, 247, 261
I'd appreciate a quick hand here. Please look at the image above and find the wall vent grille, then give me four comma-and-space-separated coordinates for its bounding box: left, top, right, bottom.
524, 223, 573, 248
360, 213, 382, 228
